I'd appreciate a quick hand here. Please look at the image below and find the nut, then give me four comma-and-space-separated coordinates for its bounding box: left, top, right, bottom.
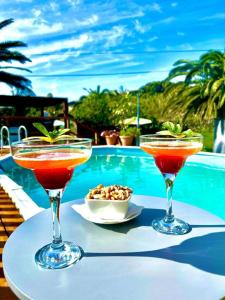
87, 184, 133, 200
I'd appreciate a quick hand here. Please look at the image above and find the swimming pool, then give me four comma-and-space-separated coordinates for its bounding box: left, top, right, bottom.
1, 146, 225, 219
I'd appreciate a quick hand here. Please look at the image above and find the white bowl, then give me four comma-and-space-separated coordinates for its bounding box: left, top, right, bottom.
85, 196, 131, 220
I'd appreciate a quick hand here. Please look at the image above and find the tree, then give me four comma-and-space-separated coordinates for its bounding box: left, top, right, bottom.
71, 85, 115, 129
139, 81, 171, 95
165, 50, 225, 152
0, 18, 34, 95
108, 89, 137, 128
80, 85, 110, 100
166, 50, 225, 119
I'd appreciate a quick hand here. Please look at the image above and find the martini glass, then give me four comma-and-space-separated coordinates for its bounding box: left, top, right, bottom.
140, 135, 203, 235
11, 137, 92, 269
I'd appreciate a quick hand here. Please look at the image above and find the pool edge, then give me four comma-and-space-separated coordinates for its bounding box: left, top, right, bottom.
0, 174, 44, 220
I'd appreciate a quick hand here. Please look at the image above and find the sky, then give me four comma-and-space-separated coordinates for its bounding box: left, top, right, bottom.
0, 0, 225, 102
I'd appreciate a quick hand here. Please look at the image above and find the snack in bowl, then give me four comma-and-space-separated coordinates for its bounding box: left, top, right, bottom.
85, 184, 133, 220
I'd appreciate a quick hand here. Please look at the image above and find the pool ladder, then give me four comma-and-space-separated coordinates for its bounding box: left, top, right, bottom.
0, 125, 28, 151
17, 125, 28, 142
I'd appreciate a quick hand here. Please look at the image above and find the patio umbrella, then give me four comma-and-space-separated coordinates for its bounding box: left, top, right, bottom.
122, 117, 152, 126
53, 120, 65, 127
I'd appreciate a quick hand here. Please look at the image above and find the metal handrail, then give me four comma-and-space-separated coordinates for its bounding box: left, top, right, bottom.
0, 126, 10, 147
18, 125, 28, 141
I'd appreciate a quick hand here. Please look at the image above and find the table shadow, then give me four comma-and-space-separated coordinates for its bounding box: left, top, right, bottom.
85, 231, 225, 276
96, 208, 165, 233
96, 207, 225, 234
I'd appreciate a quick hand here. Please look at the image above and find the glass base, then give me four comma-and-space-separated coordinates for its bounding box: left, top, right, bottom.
35, 241, 83, 269
152, 217, 191, 235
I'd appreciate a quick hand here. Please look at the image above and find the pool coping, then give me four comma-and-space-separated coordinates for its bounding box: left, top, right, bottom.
0, 146, 224, 220
0, 174, 43, 220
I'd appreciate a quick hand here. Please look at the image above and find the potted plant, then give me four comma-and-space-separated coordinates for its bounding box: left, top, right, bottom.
119, 127, 140, 146
101, 130, 119, 145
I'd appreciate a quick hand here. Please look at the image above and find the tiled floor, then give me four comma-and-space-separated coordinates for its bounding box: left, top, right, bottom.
0, 187, 24, 300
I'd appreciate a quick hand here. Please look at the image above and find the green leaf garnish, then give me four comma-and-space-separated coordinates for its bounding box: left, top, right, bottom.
157, 122, 200, 138
24, 122, 73, 143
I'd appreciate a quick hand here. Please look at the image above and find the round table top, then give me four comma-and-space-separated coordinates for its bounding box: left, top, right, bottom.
3, 195, 225, 300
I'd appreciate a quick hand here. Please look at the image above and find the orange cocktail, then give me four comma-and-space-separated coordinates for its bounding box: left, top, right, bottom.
141, 141, 202, 175
11, 137, 92, 269
140, 135, 203, 235
14, 150, 89, 189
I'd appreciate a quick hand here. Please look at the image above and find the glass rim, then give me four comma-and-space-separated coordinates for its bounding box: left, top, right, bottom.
11, 137, 92, 148
139, 134, 203, 141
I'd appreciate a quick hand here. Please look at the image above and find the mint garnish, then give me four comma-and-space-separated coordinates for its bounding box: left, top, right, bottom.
157, 122, 200, 138
25, 122, 73, 143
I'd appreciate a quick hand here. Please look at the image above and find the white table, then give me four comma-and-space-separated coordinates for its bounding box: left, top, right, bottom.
3, 195, 225, 300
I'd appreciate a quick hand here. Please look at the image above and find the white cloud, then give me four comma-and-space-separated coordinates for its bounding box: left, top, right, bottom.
32, 9, 42, 18
171, 2, 178, 7
97, 9, 144, 26
146, 2, 162, 13
25, 33, 90, 56
29, 51, 125, 74
105, 26, 129, 47
74, 14, 99, 27
120, 61, 144, 68
134, 20, 152, 33
133, 17, 175, 35
177, 32, 185, 36
35, 22, 63, 35
29, 52, 135, 77
0, 18, 63, 40
67, 0, 81, 6
26, 54, 67, 69
90, 25, 131, 48
156, 17, 176, 25
49, 1, 57, 10
200, 13, 225, 21
46, 2, 61, 16
22, 25, 129, 64
0, 83, 12, 95
148, 36, 159, 42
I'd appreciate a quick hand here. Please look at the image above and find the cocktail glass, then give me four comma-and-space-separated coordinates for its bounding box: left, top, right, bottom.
11, 137, 92, 269
140, 135, 203, 235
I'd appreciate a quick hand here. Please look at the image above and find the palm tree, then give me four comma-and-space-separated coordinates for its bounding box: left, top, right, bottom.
81, 85, 110, 100
139, 81, 172, 95
165, 50, 225, 152
0, 18, 34, 95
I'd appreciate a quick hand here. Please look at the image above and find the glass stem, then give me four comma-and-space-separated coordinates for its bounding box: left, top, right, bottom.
46, 188, 64, 249
163, 173, 176, 223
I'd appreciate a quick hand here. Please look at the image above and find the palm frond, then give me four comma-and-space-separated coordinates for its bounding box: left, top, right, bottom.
219, 94, 225, 110
210, 78, 225, 94
0, 66, 32, 73
0, 19, 34, 95
184, 67, 201, 84
204, 79, 214, 97
0, 41, 27, 49
200, 50, 224, 64
0, 50, 31, 64
0, 71, 35, 96
0, 19, 14, 30
173, 59, 193, 66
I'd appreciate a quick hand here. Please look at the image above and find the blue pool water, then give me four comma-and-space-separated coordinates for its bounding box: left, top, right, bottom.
1, 147, 225, 219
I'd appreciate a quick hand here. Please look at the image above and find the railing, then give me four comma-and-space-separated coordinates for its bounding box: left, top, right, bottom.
0, 126, 11, 157
0, 125, 28, 157
18, 125, 28, 141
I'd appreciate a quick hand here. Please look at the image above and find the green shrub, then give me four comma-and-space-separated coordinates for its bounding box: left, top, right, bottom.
120, 126, 141, 137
